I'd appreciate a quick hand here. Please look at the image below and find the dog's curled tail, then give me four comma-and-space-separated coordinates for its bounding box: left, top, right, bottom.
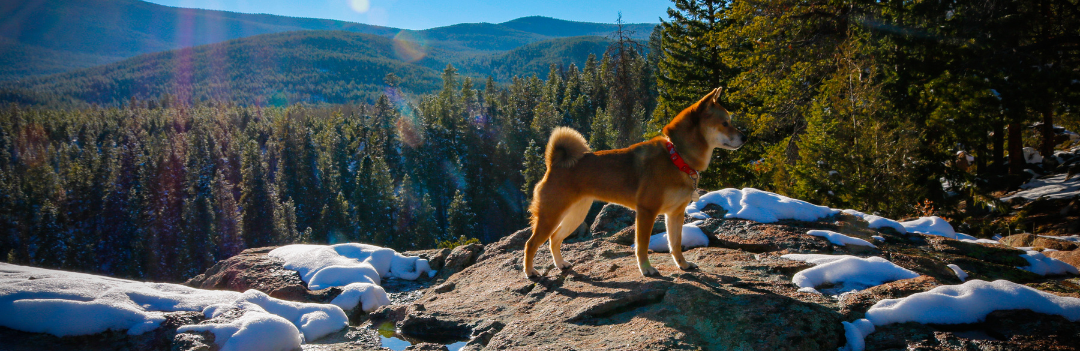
545, 127, 590, 169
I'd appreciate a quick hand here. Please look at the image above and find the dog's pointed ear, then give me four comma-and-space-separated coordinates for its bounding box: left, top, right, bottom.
711, 87, 723, 104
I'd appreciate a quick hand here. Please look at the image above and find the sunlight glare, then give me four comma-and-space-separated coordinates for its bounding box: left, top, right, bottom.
392, 30, 427, 63
349, 0, 371, 13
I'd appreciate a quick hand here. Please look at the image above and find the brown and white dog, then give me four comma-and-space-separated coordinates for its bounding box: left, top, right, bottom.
523, 87, 745, 277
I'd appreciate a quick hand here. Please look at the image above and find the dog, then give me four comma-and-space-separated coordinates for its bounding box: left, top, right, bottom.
523, 87, 745, 277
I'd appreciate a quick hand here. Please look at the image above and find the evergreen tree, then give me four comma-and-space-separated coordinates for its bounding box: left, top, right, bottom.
652, 0, 733, 131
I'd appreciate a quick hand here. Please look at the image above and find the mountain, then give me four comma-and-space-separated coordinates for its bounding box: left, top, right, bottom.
500, 16, 655, 40
0, 0, 657, 81
0, 0, 397, 80
2, 30, 617, 106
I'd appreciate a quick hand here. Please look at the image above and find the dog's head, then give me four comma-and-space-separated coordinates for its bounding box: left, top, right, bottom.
691, 87, 745, 150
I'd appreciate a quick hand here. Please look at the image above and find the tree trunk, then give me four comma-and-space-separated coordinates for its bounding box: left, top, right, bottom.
992, 120, 1005, 171
1041, 105, 1054, 159
1008, 122, 1024, 175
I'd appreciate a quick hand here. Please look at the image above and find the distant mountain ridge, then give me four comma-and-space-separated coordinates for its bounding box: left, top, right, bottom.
0, 0, 656, 80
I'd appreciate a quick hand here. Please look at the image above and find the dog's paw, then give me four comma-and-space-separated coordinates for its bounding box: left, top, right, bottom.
679, 261, 699, 271
524, 268, 540, 279
556, 261, 573, 270
639, 265, 660, 277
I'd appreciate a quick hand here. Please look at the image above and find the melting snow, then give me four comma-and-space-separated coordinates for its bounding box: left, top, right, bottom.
685, 188, 839, 223
268, 243, 432, 313
0, 263, 347, 349
842, 280, 1080, 351
781, 254, 919, 294
946, 264, 968, 282
1001, 173, 1080, 203
899, 216, 977, 240
648, 221, 710, 253
841, 210, 907, 234
805, 229, 876, 248
1018, 250, 1079, 276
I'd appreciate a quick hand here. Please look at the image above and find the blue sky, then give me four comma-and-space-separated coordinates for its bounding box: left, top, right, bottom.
142, 0, 672, 30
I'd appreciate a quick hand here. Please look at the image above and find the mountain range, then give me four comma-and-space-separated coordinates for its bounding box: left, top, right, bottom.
0, 0, 656, 105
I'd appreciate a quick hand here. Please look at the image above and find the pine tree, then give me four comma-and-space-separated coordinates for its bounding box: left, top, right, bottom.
652, 0, 733, 131
446, 190, 476, 243
520, 139, 544, 202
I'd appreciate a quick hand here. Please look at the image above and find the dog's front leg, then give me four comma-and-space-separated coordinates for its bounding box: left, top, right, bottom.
635, 208, 660, 276
665, 211, 698, 271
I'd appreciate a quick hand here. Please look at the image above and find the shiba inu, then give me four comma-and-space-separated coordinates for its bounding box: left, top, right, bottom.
523, 88, 745, 277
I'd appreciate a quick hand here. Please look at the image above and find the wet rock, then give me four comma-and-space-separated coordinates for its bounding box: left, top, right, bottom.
405, 343, 449, 351
1001, 233, 1079, 251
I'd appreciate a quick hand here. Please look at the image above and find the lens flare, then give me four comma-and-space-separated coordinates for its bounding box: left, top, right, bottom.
392, 30, 427, 63
349, 0, 370, 13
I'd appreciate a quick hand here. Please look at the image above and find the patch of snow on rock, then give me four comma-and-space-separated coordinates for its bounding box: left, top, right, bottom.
781, 254, 919, 293
1001, 173, 1080, 203
268, 243, 432, 312
841, 210, 907, 234
805, 230, 876, 248
685, 188, 839, 223
0, 263, 347, 349
899, 216, 960, 239
865, 279, 1080, 325
1018, 250, 1079, 276
946, 264, 968, 282
648, 222, 710, 253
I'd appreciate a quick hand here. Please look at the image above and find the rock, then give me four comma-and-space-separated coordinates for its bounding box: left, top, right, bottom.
705, 218, 834, 253
1000, 233, 1079, 251
404, 248, 451, 270
437, 243, 483, 279
1046, 250, 1080, 270
866, 309, 1080, 350
405, 343, 449, 351
590, 203, 636, 237
381, 232, 845, 350
838, 276, 941, 320
184, 247, 336, 303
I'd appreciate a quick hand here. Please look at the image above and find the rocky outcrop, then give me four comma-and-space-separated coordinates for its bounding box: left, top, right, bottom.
10, 198, 1078, 351
184, 247, 337, 303
1000, 233, 1080, 251
1047, 250, 1080, 270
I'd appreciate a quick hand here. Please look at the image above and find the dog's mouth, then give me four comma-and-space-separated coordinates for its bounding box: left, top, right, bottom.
716, 132, 746, 150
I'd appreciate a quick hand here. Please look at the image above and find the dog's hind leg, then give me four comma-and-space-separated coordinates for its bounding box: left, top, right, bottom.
549, 199, 592, 270
665, 211, 698, 271
634, 207, 661, 276
523, 197, 571, 278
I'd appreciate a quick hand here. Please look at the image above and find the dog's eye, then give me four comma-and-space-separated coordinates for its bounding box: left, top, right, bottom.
722, 121, 729, 127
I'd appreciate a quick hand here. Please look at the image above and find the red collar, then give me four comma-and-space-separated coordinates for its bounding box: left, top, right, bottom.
664, 140, 699, 177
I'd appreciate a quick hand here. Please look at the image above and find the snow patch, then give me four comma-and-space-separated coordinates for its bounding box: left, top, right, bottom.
268, 243, 432, 311
0, 263, 348, 349
841, 210, 907, 234
648, 222, 710, 253
899, 216, 960, 239
781, 254, 919, 293
946, 264, 968, 282
840, 318, 875, 351
865, 279, 1080, 325
1018, 250, 1079, 276
805, 230, 876, 248
1001, 173, 1080, 203
685, 188, 839, 223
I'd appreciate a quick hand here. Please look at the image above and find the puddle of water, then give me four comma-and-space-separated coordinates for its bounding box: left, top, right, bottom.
376, 322, 469, 351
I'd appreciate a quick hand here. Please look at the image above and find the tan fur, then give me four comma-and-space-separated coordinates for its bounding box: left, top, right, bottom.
523, 87, 746, 278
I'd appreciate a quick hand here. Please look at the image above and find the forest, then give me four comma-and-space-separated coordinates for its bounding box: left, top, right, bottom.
1, 0, 1078, 283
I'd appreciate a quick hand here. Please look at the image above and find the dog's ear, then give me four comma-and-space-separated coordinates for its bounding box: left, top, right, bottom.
711, 87, 723, 105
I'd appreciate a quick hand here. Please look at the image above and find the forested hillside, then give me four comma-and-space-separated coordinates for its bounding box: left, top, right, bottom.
0, 38, 658, 282
0, 31, 622, 106
0, 0, 655, 80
